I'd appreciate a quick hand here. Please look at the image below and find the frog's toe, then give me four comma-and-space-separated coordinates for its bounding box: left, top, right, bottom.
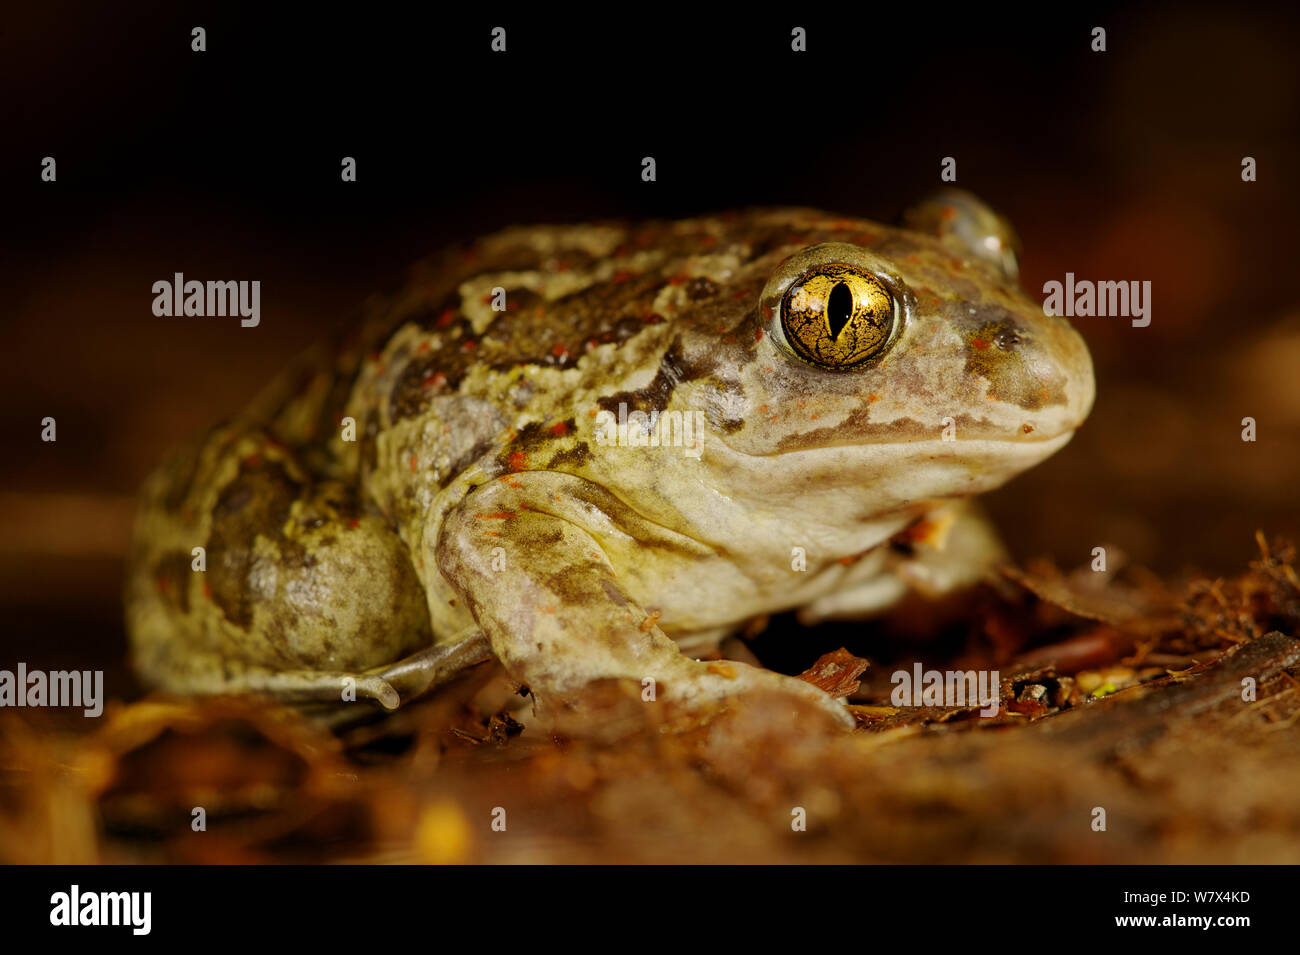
678, 660, 855, 729
367, 630, 495, 702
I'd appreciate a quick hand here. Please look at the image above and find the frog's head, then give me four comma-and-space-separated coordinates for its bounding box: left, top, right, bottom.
682, 196, 1094, 522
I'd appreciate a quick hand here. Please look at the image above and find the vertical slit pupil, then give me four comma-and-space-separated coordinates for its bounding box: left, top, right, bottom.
826, 282, 854, 340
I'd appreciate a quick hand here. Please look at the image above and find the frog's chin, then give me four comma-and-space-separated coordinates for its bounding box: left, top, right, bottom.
893, 429, 1078, 496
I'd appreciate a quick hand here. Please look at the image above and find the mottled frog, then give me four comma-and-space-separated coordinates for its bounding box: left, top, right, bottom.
126, 191, 1094, 727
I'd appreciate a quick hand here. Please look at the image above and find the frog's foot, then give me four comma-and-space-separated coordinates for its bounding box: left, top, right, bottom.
367, 629, 494, 702
126, 649, 405, 709
798, 498, 1008, 624
435, 473, 853, 730
130, 631, 493, 712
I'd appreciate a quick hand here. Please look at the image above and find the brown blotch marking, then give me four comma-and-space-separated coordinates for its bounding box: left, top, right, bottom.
495, 419, 566, 474
595, 334, 740, 415
685, 276, 719, 300
774, 402, 875, 453
964, 320, 1065, 411
389, 339, 476, 422
440, 435, 498, 489
545, 441, 592, 470
596, 343, 690, 418
485, 272, 671, 371
206, 460, 300, 629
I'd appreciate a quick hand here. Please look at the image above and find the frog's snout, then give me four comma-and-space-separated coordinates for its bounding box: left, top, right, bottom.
963, 308, 1095, 440
1041, 317, 1096, 435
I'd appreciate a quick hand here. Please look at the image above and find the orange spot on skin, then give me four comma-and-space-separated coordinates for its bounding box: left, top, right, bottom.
508, 451, 527, 471
754, 327, 764, 342
941, 205, 957, 221
483, 531, 500, 537
202, 581, 212, 600
243, 453, 262, 467
549, 421, 569, 437
972, 338, 990, 351
1023, 423, 1035, 434
551, 343, 568, 357
759, 404, 769, 413
706, 662, 737, 679
462, 340, 477, 351
612, 270, 633, 283
422, 372, 447, 389
348, 519, 360, 529
769, 414, 780, 423
892, 511, 956, 548
639, 611, 662, 632
436, 309, 455, 328
541, 605, 556, 615
587, 408, 599, 417
417, 341, 431, 353
409, 454, 419, 473
475, 511, 517, 520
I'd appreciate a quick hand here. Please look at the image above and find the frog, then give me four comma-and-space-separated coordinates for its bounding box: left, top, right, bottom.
125, 190, 1094, 728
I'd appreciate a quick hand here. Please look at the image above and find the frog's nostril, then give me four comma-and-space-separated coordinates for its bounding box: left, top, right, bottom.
994, 329, 1021, 351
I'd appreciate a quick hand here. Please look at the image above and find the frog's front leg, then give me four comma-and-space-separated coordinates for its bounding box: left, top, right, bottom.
434, 473, 853, 727
799, 499, 1007, 624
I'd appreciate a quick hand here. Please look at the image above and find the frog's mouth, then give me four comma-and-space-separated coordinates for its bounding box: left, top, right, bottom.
711, 430, 1079, 506
718, 425, 1080, 459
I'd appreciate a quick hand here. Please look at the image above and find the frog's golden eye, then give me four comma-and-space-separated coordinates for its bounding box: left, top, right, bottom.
780, 264, 897, 369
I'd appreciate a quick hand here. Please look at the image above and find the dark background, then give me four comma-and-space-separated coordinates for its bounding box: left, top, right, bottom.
3, 3, 1299, 689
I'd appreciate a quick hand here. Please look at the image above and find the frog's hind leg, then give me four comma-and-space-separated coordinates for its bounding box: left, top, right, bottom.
131, 630, 493, 711
126, 423, 442, 709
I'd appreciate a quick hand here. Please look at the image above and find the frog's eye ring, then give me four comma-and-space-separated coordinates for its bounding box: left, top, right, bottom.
780, 264, 898, 369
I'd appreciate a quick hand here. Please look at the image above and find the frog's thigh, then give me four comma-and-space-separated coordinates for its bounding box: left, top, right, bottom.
434, 473, 852, 725
129, 432, 442, 705
799, 500, 1007, 624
